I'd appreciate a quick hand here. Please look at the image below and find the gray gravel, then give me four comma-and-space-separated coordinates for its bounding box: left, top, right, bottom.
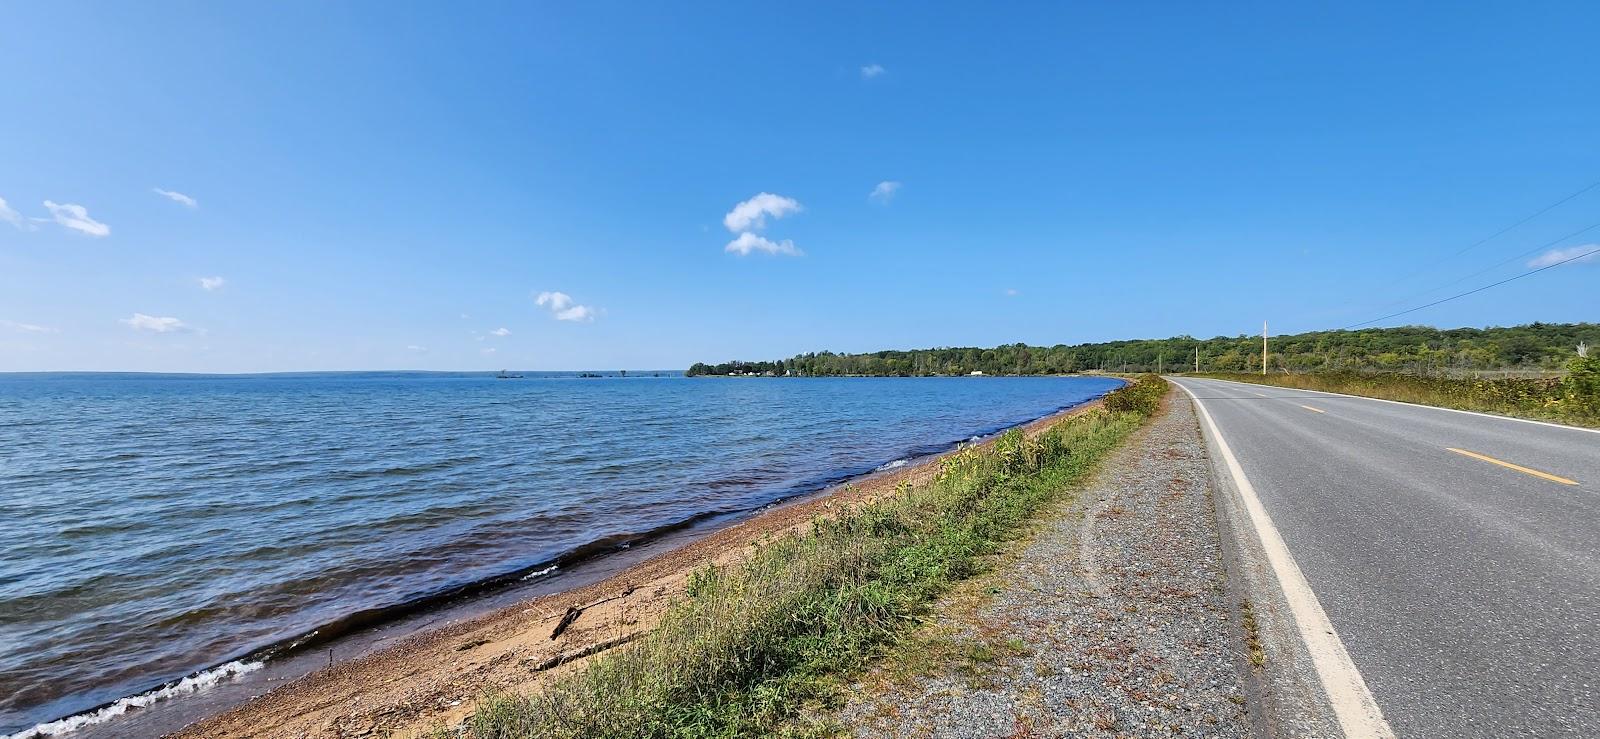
833, 393, 1254, 737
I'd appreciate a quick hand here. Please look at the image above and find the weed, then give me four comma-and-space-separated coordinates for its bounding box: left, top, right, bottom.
1239, 599, 1265, 668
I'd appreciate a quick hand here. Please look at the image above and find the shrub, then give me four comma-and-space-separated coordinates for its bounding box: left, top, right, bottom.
1102, 373, 1167, 415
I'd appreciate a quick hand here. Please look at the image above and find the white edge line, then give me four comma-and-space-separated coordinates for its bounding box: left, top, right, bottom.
1195, 376, 1600, 435
1176, 380, 1396, 738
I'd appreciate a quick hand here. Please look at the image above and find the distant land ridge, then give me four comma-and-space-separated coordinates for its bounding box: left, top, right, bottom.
686, 322, 1600, 377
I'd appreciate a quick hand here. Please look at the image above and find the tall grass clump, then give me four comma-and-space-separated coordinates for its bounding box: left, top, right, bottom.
452, 377, 1166, 738
1198, 357, 1600, 427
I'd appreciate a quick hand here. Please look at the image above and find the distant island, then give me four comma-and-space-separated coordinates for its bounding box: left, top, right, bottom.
685, 322, 1599, 377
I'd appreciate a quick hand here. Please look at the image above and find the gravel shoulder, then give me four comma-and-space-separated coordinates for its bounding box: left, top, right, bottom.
830, 391, 1256, 737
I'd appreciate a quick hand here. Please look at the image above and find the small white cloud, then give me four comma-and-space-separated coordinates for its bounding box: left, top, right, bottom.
536, 291, 598, 322
198, 276, 226, 291
1004, 288, 1020, 297
481, 347, 498, 355
725, 232, 802, 257
869, 180, 902, 204
153, 188, 198, 208
555, 305, 593, 321
1, 319, 56, 333
490, 327, 511, 337
1528, 244, 1599, 268
723, 193, 802, 233
861, 64, 886, 79
0, 196, 30, 230
120, 313, 191, 333
43, 200, 110, 237
407, 344, 428, 353
536, 291, 574, 311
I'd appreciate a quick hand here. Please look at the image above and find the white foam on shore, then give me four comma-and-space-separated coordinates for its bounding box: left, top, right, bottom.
519, 563, 559, 581
6, 660, 263, 739
875, 459, 909, 471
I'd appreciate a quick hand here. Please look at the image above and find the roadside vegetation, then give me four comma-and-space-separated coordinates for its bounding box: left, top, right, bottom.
446, 375, 1169, 738
687, 323, 1598, 377
1198, 354, 1600, 427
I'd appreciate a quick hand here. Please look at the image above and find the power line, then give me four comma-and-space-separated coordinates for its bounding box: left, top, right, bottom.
1378, 177, 1600, 290
1379, 218, 1600, 307
1342, 245, 1600, 330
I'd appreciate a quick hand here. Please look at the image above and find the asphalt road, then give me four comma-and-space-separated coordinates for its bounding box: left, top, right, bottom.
1169, 377, 1599, 738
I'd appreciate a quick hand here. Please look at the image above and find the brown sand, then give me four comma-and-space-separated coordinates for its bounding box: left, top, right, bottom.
174, 400, 1103, 738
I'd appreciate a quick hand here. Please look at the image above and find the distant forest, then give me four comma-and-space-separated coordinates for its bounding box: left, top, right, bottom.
685, 323, 1599, 377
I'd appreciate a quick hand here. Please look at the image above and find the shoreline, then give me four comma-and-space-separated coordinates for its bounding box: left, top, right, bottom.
176, 396, 1112, 738
18, 392, 1116, 739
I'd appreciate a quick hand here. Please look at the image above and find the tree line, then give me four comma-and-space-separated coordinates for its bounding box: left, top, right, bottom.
685, 323, 1599, 377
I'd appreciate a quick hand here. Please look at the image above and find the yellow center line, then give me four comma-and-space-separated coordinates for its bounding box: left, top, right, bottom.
1300, 405, 1326, 413
1445, 448, 1578, 486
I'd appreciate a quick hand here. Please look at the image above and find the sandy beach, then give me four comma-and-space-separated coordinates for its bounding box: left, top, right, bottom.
173, 399, 1107, 738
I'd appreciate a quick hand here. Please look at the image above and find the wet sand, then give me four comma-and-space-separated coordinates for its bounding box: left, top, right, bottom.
175, 400, 1105, 738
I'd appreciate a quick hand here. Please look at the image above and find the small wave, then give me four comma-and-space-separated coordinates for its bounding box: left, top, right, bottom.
519, 563, 559, 581
875, 459, 909, 471
5, 660, 262, 739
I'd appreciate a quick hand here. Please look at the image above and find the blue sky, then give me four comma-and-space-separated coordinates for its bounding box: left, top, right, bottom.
2, 2, 1597, 372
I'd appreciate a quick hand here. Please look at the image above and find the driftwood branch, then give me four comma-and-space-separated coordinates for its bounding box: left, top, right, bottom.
546, 585, 639, 640
524, 631, 644, 673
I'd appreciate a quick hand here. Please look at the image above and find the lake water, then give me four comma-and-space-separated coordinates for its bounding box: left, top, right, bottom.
0, 372, 1120, 735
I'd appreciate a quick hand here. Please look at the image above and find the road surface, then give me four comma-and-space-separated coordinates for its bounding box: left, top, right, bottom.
1169, 376, 1599, 738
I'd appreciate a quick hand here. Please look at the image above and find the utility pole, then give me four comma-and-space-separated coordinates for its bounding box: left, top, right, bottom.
1158, 351, 1163, 375
1194, 345, 1200, 373
1262, 321, 1269, 376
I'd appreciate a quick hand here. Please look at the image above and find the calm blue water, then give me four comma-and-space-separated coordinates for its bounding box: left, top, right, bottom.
0, 372, 1120, 733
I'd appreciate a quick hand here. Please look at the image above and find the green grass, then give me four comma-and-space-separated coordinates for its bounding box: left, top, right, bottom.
444, 375, 1168, 738
1196, 356, 1600, 428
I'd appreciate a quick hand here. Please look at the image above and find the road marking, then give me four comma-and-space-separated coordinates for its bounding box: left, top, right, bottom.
1192, 377, 1600, 435
1251, 391, 1270, 397
1300, 405, 1326, 414
1445, 448, 1578, 485
1176, 380, 1396, 738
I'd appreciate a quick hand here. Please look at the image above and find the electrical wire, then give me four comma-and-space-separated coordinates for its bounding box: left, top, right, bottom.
1342, 245, 1600, 330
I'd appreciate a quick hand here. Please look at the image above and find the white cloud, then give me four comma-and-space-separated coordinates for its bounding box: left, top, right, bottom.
536, 291, 574, 311
725, 232, 802, 257
861, 63, 886, 79
120, 313, 191, 333
1004, 288, 1020, 297
43, 200, 110, 237
555, 305, 594, 321
153, 188, 198, 208
536, 291, 597, 322
723, 193, 802, 233
481, 347, 497, 355
407, 344, 428, 353
869, 180, 902, 204
490, 327, 511, 336
1, 319, 56, 333
1528, 244, 1599, 268
198, 276, 226, 291
0, 196, 29, 230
